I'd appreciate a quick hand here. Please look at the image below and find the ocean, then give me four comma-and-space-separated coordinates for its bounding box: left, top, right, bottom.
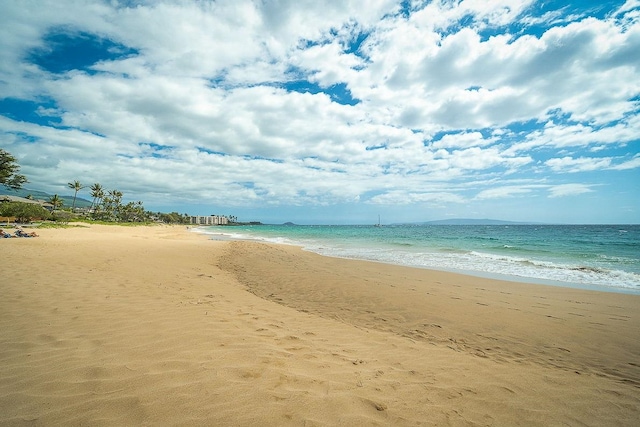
194, 224, 640, 294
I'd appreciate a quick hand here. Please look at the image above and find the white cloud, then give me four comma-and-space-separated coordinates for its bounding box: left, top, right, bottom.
369, 190, 466, 206
611, 154, 640, 170
548, 183, 595, 198
509, 116, 640, 153
443, 146, 533, 171
350, 8, 640, 143
616, 0, 640, 15
545, 156, 613, 173
0, 0, 638, 222
475, 185, 534, 200
431, 132, 490, 150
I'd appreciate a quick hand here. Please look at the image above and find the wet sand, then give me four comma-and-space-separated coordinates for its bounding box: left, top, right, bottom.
1, 224, 638, 425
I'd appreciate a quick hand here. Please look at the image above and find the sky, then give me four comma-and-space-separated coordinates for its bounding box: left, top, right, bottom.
0, 0, 639, 225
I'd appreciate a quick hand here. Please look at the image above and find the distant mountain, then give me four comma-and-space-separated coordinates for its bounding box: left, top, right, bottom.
0, 185, 93, 208
397, 218, 541, 225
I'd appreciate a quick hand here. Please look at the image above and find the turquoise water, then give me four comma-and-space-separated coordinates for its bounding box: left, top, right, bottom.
195, 224, 640, 294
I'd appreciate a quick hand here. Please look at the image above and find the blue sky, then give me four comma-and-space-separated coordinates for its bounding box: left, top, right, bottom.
1, 0, 639, 224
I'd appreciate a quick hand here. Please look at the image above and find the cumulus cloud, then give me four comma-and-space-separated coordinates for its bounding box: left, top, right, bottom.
0, 0, 638, 222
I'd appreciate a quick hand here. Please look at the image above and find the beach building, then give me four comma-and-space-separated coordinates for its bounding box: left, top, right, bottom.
0, 195, 54, 211
189, 215, 228, 225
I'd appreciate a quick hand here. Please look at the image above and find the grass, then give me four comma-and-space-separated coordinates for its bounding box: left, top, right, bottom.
36, 222, 89, 229
69, 219, 168, 227
14, 220, 156, 229
5, 218, 187, 228
66, 219, 188, 227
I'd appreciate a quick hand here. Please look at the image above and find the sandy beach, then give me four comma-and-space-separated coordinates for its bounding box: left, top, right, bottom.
1, 224, 638, 426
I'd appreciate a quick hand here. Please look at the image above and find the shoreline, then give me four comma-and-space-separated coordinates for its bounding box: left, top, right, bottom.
192, 226, 640, 295
218, 240, 640, 382
2, 224, 639, 425
421, 265, 640, 295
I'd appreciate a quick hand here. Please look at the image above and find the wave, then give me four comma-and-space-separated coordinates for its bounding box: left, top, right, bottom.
481, 244, 555, 255
438, 247, 470, 254
389, 242, 415, 247
192, 226, 640, 293
314, 247, 640, 292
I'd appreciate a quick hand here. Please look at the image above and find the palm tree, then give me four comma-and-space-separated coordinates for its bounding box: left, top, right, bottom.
89, 183, 103, 212
67, 180, 85, 212
106, 189, 123, 221
49, 194, 63, 214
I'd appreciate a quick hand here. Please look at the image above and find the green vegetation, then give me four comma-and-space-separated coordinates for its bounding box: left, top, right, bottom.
49, 194, 63, 213
156, 212, 191, 224
89, 183, 104, 212
36, 222, 88, 229
68, 180, 85, 211
0, 201, 50, 223
1, 153, 238, 226
55, 180, 192, 224
0, 149, 28, 190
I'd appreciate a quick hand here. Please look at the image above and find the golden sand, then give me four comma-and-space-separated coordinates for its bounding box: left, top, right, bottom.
1, 224, 638, 426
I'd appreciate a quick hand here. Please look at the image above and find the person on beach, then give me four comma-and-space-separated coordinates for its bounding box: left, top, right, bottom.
0, 229, 15, 238
15, 228, 38, 238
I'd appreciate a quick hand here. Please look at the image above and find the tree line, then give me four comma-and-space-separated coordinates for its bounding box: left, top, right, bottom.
51, 181, 152, 222
0, 148, 204, 224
